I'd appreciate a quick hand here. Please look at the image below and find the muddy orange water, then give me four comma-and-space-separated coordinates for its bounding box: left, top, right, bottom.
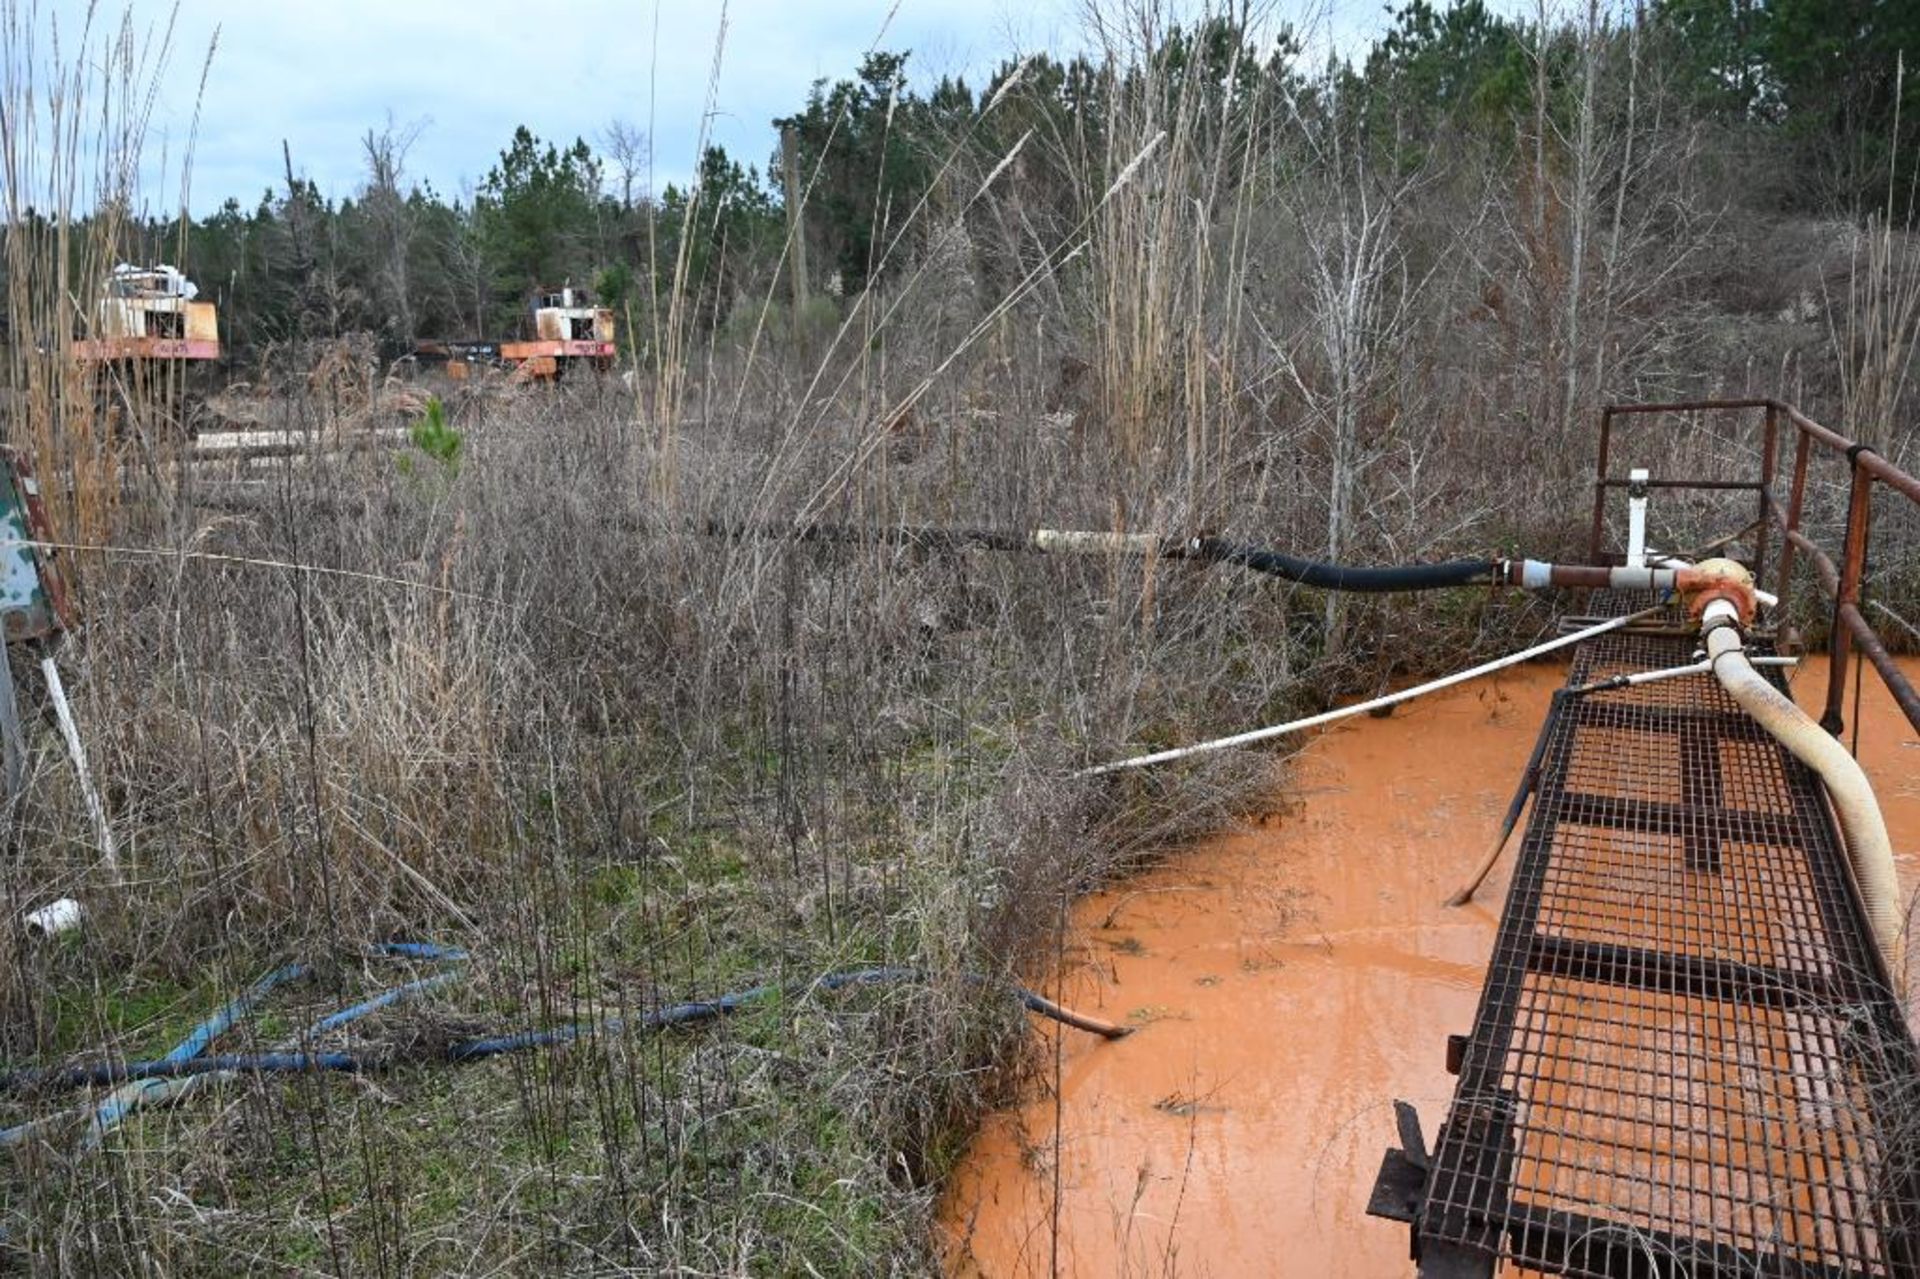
941, 656, 1920, 1278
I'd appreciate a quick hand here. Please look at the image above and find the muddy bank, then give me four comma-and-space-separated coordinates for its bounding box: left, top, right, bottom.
941, 657, 1920, 1277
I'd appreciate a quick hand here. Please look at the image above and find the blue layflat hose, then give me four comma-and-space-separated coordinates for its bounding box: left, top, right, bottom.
31, 949, 465, 1146
2, 964, 1127, 1095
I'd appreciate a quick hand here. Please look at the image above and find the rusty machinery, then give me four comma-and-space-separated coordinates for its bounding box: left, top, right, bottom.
419, 284, 616, 384
69, 263, 222, 435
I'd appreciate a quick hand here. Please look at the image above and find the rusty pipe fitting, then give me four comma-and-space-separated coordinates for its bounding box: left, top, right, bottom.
1676, 557, 1756, 626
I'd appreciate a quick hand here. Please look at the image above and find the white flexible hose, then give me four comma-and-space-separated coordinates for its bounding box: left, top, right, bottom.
1080, 607, 1661, 777
1701, 601, 1903, 977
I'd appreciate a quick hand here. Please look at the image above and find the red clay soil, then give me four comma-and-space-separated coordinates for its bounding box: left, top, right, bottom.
940, 657, 1920, 1278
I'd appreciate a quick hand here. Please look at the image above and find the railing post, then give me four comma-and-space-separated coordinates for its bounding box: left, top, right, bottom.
1774, 425, 1812, 606
1823, 450, 1874, 737
1754, 404, 1778, 585
1589, 407, 1615, 564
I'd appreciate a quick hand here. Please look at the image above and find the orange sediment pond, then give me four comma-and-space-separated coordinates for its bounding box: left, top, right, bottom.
940, 656, 1920, 1278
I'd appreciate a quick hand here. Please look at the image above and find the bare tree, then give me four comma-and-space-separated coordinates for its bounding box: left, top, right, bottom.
361, 114, 427, 346
1262, 122, 1425, 654
602, 118, 651, 211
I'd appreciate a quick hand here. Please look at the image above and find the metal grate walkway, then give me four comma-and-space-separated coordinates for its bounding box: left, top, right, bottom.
1375, 600, 1920, 1278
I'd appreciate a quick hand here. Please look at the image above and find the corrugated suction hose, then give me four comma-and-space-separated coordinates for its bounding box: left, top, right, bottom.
1701, 598, 1904, 983
1192, 539, 1499, 592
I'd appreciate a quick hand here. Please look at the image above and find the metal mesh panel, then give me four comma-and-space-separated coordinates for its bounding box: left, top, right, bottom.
1419, 603, 1920, 1278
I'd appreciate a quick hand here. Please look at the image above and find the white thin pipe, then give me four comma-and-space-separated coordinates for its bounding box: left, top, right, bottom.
1701, 599, 1902, 978
1080, 607, 1662, 777
1622, 662, 1709, 688
1626, 468, 1650, 569
42, 657, 116, 873
1031, 529, 1166, 555
1576, 655, 1796, 694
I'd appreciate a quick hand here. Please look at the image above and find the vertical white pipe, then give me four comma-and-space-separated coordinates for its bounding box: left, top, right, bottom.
42, 656, 116, 873
1625, 467, 1650, 568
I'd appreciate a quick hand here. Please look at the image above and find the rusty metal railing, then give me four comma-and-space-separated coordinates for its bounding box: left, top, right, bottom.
1588, 398, 1920, 742
1374, 608, 1920, 1278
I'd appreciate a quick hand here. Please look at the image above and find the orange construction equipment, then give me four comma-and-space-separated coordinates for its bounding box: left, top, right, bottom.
499, 285, 616, 377
424, 285, 616, 384
70, 264, 220, 364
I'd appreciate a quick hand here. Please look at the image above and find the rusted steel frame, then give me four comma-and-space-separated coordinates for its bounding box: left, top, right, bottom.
1854, 451, 1920, 504
1600, 397, 1920, 510
1839, 601, 1920, 737
1411, 613, 1920, 1278
1592, 477, 1763, 491
1525, 932, 1836, 1010
1777, 524, 1840, 597
1823, 457, 1874, 735
1782, 403, 1920, 504
1602, 398, 1774, 416
1762, 523, 1920, 746
1755, 404, 1778, 585
1783, 402, 1853, 451
1501, 1202, 1882, 1279
1540, 564, 1616, 590
1586, 400, 1770, 564
1425, 718, 1582, 1259
1601, 398, 1920, 500
1588, 407, 1614, 564
1774, 428, 1813, 604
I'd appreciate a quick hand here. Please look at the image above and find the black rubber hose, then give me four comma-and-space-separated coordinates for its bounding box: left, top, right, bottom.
701, 518, 1033, 554
1193, 538, 1498, 593
1445, 689, 1566, 906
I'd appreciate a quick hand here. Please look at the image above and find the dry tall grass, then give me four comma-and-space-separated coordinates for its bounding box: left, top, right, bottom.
0, 1, 1917, 1275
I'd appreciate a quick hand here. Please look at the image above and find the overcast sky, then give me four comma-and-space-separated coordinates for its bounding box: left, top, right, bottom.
88, 0, 1484, 216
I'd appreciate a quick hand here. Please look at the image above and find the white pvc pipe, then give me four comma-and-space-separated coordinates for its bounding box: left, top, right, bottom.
1031, 529, 1167, 556
1626, 468, 1650, 569
42, 657, 117, 873
1081, 606, 1662, 777
1509, 558, 1782, 612
1701, 599, 1902, 977
1577, 655, 1796, 694
23, 897, 84, 938
1605, 565, 1682, 592
1510, 561, 1685, 593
